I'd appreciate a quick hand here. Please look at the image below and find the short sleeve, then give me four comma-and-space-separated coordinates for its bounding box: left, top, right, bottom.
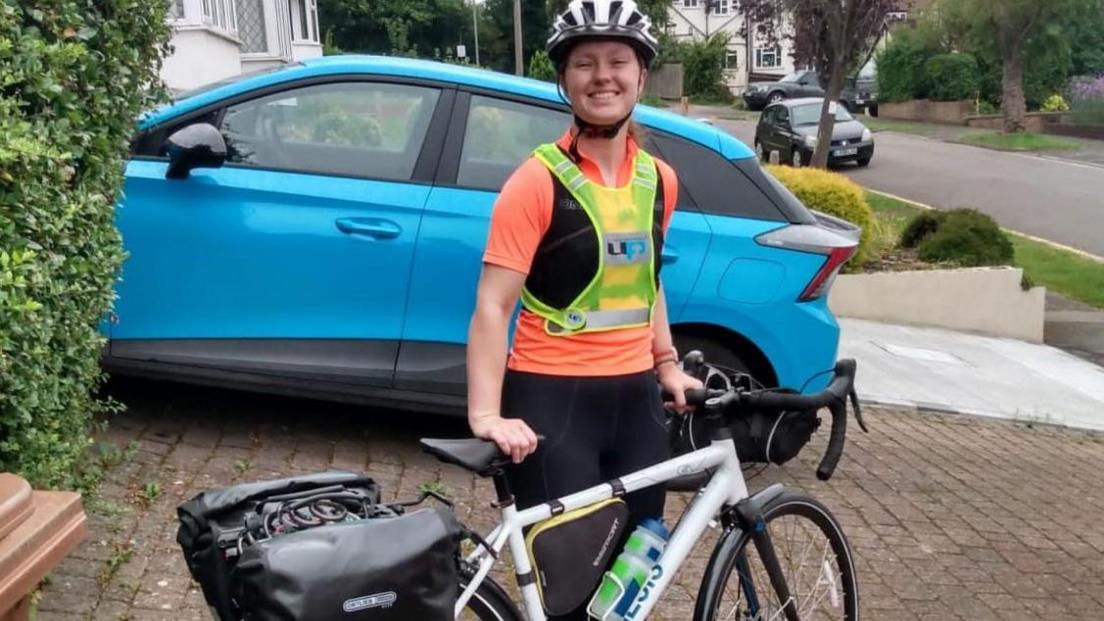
482, 158, 555, 275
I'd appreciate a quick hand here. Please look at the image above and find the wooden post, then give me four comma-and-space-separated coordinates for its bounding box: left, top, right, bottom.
680, 96, 689, 115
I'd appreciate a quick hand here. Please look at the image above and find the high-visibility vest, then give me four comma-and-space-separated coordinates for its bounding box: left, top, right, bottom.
520, 143, 661, 336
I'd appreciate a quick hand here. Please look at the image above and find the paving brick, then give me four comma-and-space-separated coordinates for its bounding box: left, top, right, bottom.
58, 388, 1104, 620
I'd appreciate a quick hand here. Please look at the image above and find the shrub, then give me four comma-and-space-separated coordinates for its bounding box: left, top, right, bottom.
668, 34, 729, 99
0, 1, 171, 489
909, 209, 1014, 267
875, 29, 936, 102
527, 50, 556, 83
924, 53, 979, 102
900, 211, 945, 248
766, 166, 874, 269
1040, 94, 1070, 112
1068, 74, 1104, 125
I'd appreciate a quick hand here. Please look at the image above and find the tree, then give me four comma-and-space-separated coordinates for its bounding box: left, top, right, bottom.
484, 0, 550, 72
319, 0, 470, 57
934, 0, 1085, 133
740, 0, 897, 168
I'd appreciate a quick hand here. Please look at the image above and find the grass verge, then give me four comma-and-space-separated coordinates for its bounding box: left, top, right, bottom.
865, 191, 1104, 308
955, 131, 1080, 151
862, 117, 946, 137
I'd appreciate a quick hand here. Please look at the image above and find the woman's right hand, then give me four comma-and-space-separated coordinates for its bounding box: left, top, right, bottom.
469, 415, 539, 464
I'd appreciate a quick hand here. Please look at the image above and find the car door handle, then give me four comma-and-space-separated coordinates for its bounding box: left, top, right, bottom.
661, 248, 679, 265
335, 217, 402, 240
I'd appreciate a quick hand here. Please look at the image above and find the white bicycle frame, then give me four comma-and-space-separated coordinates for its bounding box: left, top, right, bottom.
455, 436, 750, 621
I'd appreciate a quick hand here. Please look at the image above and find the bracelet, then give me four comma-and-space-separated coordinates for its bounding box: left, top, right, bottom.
653, 353, 678, 369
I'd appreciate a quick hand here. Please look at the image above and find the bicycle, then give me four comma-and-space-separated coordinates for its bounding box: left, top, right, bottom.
421, 353, 867, 621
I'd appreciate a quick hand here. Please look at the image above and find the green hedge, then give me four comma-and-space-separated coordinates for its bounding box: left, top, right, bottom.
924, 53, 979, 102
766, 165, 874, 269
875, 30, 935, 103
0, 1, 171, 489
900, 209, 1014, 267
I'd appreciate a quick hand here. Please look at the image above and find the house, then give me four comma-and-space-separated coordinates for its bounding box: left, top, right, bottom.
162, 0, 322, 92
665, 0, 798, 95
665, 0, 926, 96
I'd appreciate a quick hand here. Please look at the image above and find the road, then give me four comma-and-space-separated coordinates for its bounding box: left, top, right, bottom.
713, 117, 1104, 257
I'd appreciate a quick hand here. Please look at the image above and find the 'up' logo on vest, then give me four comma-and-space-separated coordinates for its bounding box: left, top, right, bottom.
605, 233, 651, 265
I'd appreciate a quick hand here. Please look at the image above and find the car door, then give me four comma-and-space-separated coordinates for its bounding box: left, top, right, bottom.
113, 79, 450, 387
799, 70, 824, 97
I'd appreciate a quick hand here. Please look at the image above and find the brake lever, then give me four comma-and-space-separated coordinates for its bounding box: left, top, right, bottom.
849, 386, 868, 433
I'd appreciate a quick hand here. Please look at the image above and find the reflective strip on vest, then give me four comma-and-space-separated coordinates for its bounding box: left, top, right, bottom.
523, 143, 659, 336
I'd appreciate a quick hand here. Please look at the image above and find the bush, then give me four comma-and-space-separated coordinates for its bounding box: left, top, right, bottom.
1068, 74, 1104, 125
901, 209, 1014, 267
766, 166, 874, 268
527, 50, 556, 83
0, 1, 171, 489
668, 34, 729, 99
876, 29, 936, 102
924, 53, 979, 101
900, 211, 945, 248
1041, 94, 1070, 112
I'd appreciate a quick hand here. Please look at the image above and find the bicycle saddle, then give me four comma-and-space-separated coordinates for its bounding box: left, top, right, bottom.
420, 438, 511, 477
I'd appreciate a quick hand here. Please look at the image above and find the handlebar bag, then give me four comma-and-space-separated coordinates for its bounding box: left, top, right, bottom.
231, 505, 463, 620
525, 498, 629, 616
669, 406, 820, 465
176, 471, 380, 620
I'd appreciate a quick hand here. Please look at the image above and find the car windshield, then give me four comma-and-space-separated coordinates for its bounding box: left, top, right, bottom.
779, 72, 804, 83
791, 103, 854, 125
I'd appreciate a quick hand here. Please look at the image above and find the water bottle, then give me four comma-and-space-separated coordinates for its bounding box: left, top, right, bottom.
587, 518, 669, 620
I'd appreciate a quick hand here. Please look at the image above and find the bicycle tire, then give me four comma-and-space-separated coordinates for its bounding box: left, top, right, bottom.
694, 492, 859, 621
457, 575, 524, 621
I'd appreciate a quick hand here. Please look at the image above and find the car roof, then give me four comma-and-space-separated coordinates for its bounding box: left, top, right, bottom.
775, 98, 826, 108
142, 55, 753, 159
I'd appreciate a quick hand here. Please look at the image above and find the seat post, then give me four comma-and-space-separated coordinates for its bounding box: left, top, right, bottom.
491, 470, 514, 508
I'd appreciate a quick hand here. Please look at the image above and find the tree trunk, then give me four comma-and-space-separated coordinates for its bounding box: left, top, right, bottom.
1000, 47, 1027, 134
811, 56, 847, 169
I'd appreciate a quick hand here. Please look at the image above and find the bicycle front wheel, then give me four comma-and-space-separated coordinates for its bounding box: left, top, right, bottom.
696, 492, 859, 621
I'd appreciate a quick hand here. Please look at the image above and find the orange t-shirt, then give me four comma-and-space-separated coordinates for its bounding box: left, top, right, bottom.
483, 129, 678, 377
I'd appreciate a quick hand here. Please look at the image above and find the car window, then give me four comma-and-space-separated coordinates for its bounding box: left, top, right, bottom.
219, 82, 440, 180
779, 72, 801, 83
650, 134, 784, 221
457, 95, 569, 190
791, 103, 854, 125
776, 108, 790, 125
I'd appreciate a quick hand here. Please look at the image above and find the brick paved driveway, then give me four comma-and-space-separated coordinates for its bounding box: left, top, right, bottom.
34, 377, 1104, 620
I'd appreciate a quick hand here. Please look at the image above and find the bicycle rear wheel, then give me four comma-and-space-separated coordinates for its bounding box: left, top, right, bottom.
457, 575, 523, 621
696, 492, 858, 621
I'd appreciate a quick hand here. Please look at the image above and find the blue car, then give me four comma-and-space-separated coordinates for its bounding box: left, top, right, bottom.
106, 55, 859, 414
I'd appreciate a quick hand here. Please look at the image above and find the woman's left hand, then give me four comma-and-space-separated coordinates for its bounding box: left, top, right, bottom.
657, 363, 704, 415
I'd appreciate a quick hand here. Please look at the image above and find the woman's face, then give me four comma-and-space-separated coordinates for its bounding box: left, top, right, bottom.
562, 40, 645, 127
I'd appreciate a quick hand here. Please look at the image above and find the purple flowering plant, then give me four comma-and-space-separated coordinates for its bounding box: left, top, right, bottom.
1067, 74, 1104, 125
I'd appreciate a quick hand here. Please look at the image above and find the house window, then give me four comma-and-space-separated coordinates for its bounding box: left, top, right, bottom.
682, 0, 699, 8
167, 0, 185, 20
289, 0, 319, 43
236, 0, 268, 53
756, 46, 782, 69
725, 50, 739, 70
202, 0, 238, 36
712, 0, 730, 16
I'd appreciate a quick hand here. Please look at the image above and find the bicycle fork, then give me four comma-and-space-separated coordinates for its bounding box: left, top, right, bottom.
728, 484, 801, 621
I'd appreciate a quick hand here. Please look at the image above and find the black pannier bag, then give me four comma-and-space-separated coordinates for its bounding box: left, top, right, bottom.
669, 396, 820, 465
176, 471, 381, 620
232, 505, 464, 621
525, 499, 629, 616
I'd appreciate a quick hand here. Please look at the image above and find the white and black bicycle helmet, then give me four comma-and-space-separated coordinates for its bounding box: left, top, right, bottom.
547, 0, 660, 69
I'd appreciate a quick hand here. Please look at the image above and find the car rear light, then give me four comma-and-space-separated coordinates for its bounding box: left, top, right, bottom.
756, 219, 860, 302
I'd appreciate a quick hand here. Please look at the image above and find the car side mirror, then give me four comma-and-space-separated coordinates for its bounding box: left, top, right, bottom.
165, 123, 227, 180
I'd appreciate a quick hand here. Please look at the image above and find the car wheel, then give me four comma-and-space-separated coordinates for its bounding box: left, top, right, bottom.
767, 91, 785, 104
791, 148, 804, 167
868, 103, 879, 118
857, 156, 872, 167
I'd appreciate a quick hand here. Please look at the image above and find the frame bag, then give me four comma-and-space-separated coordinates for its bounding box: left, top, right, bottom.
525, 498, 629, 616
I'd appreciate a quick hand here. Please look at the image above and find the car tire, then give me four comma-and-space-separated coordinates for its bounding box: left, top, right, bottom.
767, 91, 785, 104
857, 156, 872, 167
868, 103, 879, 117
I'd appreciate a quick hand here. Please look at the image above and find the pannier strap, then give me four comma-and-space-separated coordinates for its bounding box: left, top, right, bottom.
517, 571, 535, 587
608, 478, 626, 497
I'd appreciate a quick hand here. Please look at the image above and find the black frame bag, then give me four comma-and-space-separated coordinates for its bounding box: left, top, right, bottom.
176, 471, 380, 620
232, 506, 463, 620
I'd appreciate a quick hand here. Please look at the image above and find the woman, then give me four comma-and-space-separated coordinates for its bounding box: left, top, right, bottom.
467, 2, 702, 616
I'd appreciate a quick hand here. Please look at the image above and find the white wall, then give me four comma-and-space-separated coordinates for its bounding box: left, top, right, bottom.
162, 28, 243, 91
